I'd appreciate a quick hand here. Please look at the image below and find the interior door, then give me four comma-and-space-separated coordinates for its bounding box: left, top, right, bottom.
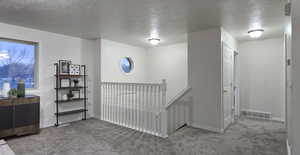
285, 33, 292, 128
223, 43, 234, 129
233, 51, 239, 120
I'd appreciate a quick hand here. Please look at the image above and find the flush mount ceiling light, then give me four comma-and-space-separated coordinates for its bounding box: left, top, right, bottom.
248, 29, 264, 38
148, 38, 160, 45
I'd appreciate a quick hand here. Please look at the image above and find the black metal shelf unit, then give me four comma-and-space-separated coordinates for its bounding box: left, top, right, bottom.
54, 63, 87, 126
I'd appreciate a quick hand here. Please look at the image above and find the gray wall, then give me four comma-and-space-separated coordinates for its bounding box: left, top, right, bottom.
188, 28, 223, 132
239, 38, 285, 121
147, 43, 188, 103
291, 0, 300, 154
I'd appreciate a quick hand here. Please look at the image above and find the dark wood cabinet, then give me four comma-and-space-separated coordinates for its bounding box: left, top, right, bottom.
0, 95, 40, 138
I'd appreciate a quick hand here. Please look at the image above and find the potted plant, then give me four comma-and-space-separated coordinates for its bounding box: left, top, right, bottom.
8, 88, 18, 98
17, 79, 25, 98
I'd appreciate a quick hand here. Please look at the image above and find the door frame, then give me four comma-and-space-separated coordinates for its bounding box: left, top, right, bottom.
221, 42, 235, 131
233, 51, 240, 121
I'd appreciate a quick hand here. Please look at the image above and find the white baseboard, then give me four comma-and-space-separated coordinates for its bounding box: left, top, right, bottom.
191, 123, 223, 133
287, 140, 292, 155
272, 117, 285, 123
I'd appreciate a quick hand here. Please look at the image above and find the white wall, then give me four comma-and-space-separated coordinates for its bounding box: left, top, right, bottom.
221, 28, 238, 51
147, 43, 188, 102
101, 39, 188, 103
239, 38, 285, 121
0, 22, 97, 128
188, 28, 223, 132
291, 1, 300, 154
101, 39, 148, 83
81, 39, 99, 119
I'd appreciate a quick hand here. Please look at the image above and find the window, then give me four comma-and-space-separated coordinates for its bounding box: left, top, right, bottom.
0, 38, 37, 89
120, 57, 134, 73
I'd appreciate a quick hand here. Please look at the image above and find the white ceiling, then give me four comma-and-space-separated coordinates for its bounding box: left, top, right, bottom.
0, 0, 285, 47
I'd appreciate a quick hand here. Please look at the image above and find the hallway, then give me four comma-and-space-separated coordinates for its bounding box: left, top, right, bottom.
7, 118, 286, 155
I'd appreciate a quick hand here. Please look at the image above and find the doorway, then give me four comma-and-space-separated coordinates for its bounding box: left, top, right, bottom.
222, 42, 235, 130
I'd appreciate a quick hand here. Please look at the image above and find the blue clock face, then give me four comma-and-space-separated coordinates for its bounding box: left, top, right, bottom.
120, 57, 134, 73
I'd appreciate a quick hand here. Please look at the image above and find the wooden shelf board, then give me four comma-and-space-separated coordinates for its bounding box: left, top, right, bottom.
56, 98, 87, 103
55, 87, 86, 90
55, 109, 87, 116
54, 75, 87, 78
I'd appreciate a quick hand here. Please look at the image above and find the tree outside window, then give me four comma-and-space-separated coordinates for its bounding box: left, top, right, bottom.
0, 39, 37, 89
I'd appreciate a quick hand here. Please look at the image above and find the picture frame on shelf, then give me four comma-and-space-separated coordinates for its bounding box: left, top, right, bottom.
59, 60, 71, 75
60, 78, 70, 88
80, 65, 85, 75
71, 90, 80, 99
69, 64, 81, 75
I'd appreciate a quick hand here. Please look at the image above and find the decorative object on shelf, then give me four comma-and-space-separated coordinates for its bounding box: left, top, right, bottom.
17, 79, 25, 98
60, 78, 70, 88
62, 94, 68, 101
69, 64, 81, 75
59, 60, 71, 75
8, 88, 18, 98
2, 81, 10, 98
67, 90, 74, 100
54, 61, 87, 127
73, 79, 79, 87
71, 90, 80, 99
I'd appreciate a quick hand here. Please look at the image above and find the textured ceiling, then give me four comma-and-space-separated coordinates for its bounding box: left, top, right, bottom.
0, 0, 285, 47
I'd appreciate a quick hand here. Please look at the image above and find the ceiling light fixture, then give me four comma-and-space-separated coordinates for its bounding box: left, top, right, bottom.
248, 29, 264, 38
148, 38, 160, 45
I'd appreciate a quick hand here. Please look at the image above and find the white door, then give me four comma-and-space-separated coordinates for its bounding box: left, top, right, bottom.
285, 33, 292, 128
223, 43, 234, 129
233, 51, 239, 120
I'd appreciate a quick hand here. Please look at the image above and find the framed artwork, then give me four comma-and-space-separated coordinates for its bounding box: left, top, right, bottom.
59, 60, 71, 75
60, 78, 70, 88
69, 64, 81, 75
71, 90, 80, 99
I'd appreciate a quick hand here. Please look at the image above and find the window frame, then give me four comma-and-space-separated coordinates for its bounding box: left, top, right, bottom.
0, 37, 39, 90
120, 57, 134, 74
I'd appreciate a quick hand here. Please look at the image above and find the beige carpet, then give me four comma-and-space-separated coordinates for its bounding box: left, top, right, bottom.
6, 118, 286, 155
0, 140, 15, 155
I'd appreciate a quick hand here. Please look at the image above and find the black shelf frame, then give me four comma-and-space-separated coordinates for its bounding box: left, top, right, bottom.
54, 63, 88, 126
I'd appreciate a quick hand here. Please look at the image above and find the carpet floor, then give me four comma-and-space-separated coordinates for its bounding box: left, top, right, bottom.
6, 118, 286, 155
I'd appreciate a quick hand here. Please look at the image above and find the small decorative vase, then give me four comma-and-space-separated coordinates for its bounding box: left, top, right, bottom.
73, 79, 79, 87
67, 91, 74, 100
2, 81, 10, 98
62, 94, 68, 101
17, 80, 25, 98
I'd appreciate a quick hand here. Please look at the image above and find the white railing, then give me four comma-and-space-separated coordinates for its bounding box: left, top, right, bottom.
101, 80, 167, 137
166, 87, 192, 135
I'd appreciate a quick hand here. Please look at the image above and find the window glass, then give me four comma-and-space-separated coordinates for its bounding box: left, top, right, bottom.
0, 39, 37, 88
120, 57, 133, 73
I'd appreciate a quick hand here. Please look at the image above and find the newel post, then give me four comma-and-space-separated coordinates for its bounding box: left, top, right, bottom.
161, 79, 168, 137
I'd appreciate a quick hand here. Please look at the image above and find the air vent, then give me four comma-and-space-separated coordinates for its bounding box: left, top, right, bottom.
241, 110, 271, 120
